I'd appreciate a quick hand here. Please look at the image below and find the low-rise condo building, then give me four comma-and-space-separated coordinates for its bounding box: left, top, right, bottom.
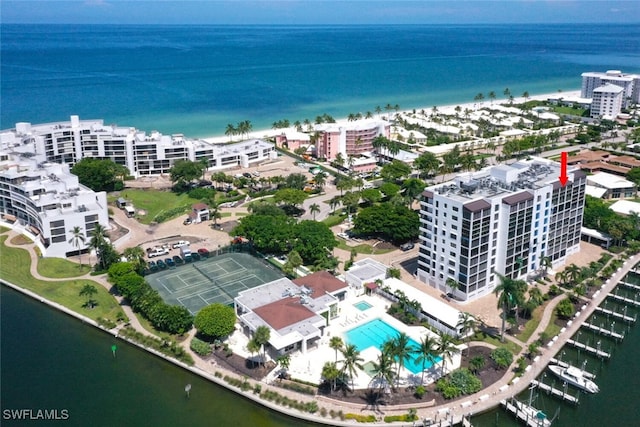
0, 151, 109, 258
417, 158, 586, 302
0, 115, 276, 178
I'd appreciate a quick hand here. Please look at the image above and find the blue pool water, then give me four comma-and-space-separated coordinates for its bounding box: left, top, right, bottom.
353, 301, 373, 311
344, 318, 441, 374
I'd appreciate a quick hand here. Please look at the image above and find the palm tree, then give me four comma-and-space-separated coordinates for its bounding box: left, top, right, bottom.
528, 286, 545, 307
370, 348, 395, 395
488, 91, 496, 104
88, 223, 108, 270
246, 338, 261, 368
391, 333, 413, 388
503, 87, 511, 99
413, 334, 438, 384
329, 196, 341, 214
79, 284, 98, 309
375, 105, 382, 117
276, 354, 291, 380
329, 336, 344, 363
456, 312, 476, 356
494, 274, 525, 341
436, 331, 459, 377
309, 203, 320, 220
68, 226, 86, 267
340, 343, 364, 392
322, 361, 341, 391
540, 255, 552, 277
445, 278, 459, 299
123, 246, 146, 274
564, 263, 582, 287
225, 123, 236, 142
253, 325, 271, 367
314, 172, 326, 191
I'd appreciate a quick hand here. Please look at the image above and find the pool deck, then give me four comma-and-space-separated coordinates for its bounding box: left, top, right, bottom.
226, 292, 461, 389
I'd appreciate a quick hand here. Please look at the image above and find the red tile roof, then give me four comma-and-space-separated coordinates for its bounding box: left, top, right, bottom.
253, 297, 316, 330
292, 271, 348, 297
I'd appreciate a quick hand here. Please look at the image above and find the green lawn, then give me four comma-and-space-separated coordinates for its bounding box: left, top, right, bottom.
516, 305, 545, 343
110, 189, 201, 224
336, 241, 394, 255
37, 257, 92, 278
0, 236, 123, 322
472, 330, 522, 355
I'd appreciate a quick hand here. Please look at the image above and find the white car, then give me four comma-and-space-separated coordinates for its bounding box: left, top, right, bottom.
172, 240, 189, 249
337, 232, 349, 240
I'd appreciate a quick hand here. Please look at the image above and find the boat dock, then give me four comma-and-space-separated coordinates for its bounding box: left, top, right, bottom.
566, 339, 611, 358
581, 322, 624, 340
607, 293, 640, 307
549, 359, 595, 379
619, 281, 640, 291
531, 380, 579, 404
500, 399, 551, 427
594, 306, 635, 322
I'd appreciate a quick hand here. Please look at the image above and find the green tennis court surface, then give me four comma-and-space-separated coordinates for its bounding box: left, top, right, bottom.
146, 252, 284, 314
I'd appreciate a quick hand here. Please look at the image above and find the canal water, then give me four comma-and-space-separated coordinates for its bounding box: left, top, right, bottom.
472, 271, 640, 427
3, 269, 640, 427
0, 286, 318, 427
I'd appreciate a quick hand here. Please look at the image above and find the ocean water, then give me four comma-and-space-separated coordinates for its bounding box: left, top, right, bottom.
2, 24, 640, 137
3, 24, 640, 426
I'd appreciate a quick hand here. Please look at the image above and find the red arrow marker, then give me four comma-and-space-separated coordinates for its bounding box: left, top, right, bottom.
559, 151, 569, 187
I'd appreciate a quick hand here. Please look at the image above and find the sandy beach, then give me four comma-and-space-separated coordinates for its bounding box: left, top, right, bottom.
203, 90, 582, 144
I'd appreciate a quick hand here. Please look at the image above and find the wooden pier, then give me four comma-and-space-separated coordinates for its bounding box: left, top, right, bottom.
500, 399, 551, 427
607, 293, 640, 307
594, 306, 635, 322
581, 322, 625, 340
566, 339, 611, 358
531, 380, 579, 404
549, 359, 596, 379
619, 281, 640, 291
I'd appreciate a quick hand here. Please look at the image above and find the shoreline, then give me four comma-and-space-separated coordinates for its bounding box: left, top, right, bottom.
202, 89, 581, 144
3, 224, 638, 426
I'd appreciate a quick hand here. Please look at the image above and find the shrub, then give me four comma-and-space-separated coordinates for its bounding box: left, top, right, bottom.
469, 356, 486, 374
345, 413, 376, 423
556, 297, 575, 319
491, 347, 514, 369
436, 368, 481, 399
190, 337, 212, 356
414, 385, 426, 399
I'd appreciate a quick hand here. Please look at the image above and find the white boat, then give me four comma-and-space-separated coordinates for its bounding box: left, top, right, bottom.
548, 364, 599, 393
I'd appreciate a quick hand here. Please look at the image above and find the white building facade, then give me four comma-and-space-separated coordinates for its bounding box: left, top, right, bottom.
0, 116, 277, 178
0, 152, 109, 258
590, 84, 625, 119
581, 70, 640, 108
417, 158, 586, 302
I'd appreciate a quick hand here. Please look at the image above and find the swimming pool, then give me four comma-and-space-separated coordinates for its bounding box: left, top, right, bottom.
353, 301, 373, 311
344, 318, 441, 374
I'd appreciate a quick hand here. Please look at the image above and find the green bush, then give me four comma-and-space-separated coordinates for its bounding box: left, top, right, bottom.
436, 368, 482, 399
278, 381, 316, 396
190, 337, 212, 356
555, 297, 575, 319
118, 327, 194, 365
491, 347, 514, 369
414, 385, 426, 399
153, 204, 192, 223
344, 413, 376, 422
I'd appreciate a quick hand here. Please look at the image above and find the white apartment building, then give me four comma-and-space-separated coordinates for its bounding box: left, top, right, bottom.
581, 70, 640, 108
417, 158, 586, 302
590, 84, 625, 119
0, 116, 276, 178
0, 152, 109, 258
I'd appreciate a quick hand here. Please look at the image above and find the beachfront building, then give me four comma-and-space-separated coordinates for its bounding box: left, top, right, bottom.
590, 84, 625, 119
417, 158, 586, 302
0, 151, 109, 258
581, 70, 640, 108
234, 272, 349, 356
274, 130, 311, 152
314, 119, 390, 162
0, 116, 276, 178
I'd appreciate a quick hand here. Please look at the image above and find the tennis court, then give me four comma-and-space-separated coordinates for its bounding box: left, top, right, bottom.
146, 252, 284, 314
